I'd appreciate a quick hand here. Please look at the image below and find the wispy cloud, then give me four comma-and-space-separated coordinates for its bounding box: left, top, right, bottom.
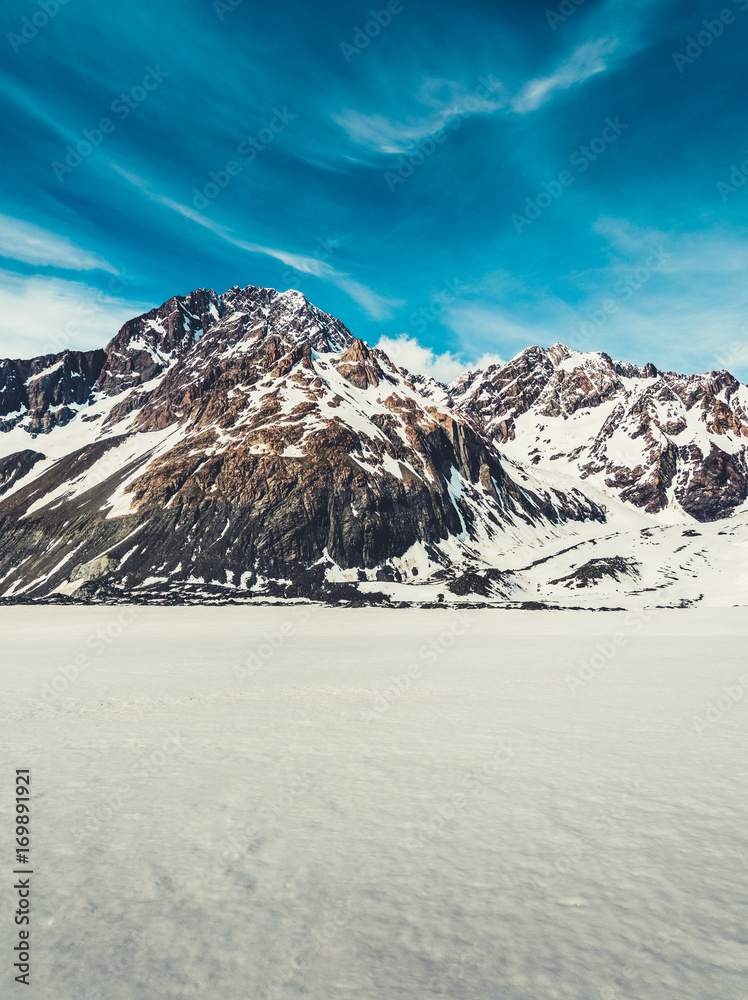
334, 32, 628, 154
593, 218, 748, 277
452, 219, 748, 376
444, 303, 555, 355
569, 220, 748, 374
571, 294, 748, 378
511, 0, 666, 115
0, 213, 117, 274
511, 38, 618, 114
1, 0, 739, 379
0, 268, 150, 359
332, 78, 505, 155
111, 166, 400, 319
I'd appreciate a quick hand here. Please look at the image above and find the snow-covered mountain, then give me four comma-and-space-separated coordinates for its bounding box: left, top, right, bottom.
0, 285, 602, 603
0, 286, 746, 607
449, 344, 748, 522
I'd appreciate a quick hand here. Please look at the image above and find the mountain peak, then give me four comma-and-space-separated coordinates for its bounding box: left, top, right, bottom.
546, 342, 575, 364
93, 284, 355, 396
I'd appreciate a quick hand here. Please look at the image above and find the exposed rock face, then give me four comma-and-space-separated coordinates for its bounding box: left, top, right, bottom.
449, 345, 748, 521
96, 285, 354, 397
450, 346, 556, 443
0, 350, 106, 432
0, 450, 45, 497
676, 444, 748, 522
96, 289, 220, 394
0, 287, 603, 600
548, 556, 639, 589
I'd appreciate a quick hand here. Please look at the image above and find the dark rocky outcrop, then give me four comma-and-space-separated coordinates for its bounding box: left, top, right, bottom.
0, 450, 45, 496
0, 349, 106, 432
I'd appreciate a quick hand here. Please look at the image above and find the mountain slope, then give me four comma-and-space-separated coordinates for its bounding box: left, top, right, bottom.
0, 286, 603, 601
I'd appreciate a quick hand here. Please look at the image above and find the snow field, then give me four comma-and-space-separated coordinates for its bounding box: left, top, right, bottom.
0, 606, 746, 999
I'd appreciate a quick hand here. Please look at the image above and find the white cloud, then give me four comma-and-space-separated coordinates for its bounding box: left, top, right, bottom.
111, 166, 400, 319
334, 277, 403, 320
332, 111, 425, 156
375, 333, 502, 383
510, 0, 665, 114
0, 268, 151, 359
332, 78, 505, 155
330, 0, 660, 163
333, 30, 635, 155
0, 213, 117, 273
511, 38, 618, 114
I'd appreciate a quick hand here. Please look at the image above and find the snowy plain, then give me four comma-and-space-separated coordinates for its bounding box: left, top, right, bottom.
1, 606, 747, 999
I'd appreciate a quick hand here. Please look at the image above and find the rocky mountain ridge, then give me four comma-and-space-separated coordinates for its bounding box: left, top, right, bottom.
448, 343, 748, 522
0, 284, 746, 606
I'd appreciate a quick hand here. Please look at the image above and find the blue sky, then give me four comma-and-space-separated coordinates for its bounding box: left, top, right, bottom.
1, 0, 747, 379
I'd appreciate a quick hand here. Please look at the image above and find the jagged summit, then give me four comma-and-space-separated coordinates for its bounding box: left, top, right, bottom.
98, 284, 354, 397
0, 285, 357, 435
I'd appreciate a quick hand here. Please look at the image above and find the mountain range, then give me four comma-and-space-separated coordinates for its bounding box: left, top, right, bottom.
1, 284, 747, 607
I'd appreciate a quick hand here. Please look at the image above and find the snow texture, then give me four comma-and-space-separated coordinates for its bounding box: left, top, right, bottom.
1, 607, 746, 999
